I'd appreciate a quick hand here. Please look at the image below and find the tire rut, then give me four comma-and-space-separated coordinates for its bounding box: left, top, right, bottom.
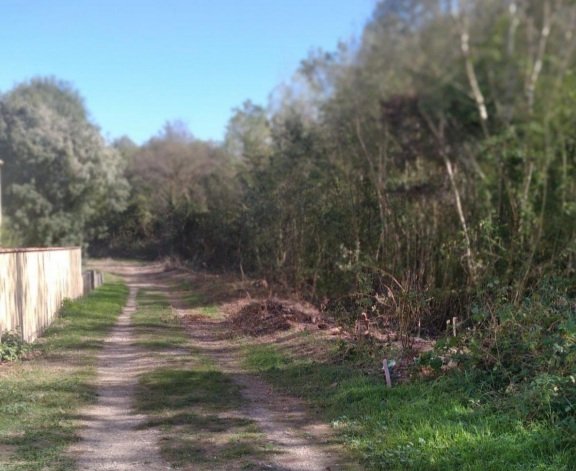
69, 283, 170, 471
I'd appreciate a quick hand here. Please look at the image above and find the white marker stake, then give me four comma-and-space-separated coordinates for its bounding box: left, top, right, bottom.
382, 359, 392, 388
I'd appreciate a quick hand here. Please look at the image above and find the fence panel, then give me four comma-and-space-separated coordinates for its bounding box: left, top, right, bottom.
0, 247, 83, 342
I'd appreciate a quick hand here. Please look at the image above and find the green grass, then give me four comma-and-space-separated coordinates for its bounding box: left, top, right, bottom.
131, 292, 189, 350
245, 343, 576, 470
244, 345, 290, 371
199, 304, 220, 317
0, 281, 128, 471
133, 290, 275, 470
172, 281, 224, 317
179, 296, 219, 316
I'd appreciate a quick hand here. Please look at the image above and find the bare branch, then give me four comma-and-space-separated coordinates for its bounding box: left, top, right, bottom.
455, 0, 489, 136
526, 1, 553, 112
501, 0, 522, 123
507, 1, 521, 57
444, 154, 477, 283
419, 110, 478, 283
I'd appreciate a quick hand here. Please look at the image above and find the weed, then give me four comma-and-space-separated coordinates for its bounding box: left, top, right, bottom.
0, 332, 30, 362
200, 304, 220, 317
447, 280, 576, 425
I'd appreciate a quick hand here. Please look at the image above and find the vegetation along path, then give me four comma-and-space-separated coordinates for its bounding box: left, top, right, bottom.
72, 261, 355, 471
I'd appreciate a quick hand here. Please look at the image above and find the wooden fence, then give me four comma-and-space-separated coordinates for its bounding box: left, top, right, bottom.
0, 247, 83, 342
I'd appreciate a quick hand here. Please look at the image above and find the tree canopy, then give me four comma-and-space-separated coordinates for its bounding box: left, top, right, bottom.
0, 77, 128, 246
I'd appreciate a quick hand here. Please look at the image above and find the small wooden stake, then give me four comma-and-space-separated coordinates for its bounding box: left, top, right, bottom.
452, 316, 457, 337
382, 359, 392, 388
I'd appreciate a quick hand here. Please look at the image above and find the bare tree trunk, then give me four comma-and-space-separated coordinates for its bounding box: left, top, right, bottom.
444, 155, 477, 283
420, 110, 478, 283
501, 0, 521, 123
454, 0, 489, 137
526, 1, 553, 112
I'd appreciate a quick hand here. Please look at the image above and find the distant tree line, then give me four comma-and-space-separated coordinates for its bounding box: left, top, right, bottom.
2, 0, 575, 333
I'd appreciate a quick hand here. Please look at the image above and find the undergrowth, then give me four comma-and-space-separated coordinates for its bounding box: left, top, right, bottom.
244, 279, 576, 470
0, 332, 30, 362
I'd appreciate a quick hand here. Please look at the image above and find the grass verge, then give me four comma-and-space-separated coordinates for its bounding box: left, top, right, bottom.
244, 340, 576, 470
0, 281, 128, 471
133, 290, 276, 470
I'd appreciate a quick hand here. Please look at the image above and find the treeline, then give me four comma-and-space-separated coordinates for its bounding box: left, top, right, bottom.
111, 0, 576, 331
2, 0, 575, 334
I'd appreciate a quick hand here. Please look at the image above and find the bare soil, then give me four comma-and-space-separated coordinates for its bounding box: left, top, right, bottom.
74, 260, 358, 471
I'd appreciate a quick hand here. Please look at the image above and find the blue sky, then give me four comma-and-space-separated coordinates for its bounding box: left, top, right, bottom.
0, 0, 376, 144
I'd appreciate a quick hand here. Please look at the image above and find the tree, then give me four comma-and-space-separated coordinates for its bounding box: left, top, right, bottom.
224, 100, 271, 167
0, 77, 128, 247
115, 121, 230, 256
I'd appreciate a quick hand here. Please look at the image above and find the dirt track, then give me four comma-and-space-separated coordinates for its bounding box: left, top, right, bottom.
71, 261, 356, 471
69, 267, 169, 470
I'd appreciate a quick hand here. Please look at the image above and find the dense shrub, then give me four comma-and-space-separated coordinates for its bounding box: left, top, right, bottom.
435, 279, 576, 426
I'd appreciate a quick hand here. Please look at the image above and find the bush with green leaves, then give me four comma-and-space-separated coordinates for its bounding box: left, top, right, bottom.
0, 331, 30, 362
435, 278, 576, 426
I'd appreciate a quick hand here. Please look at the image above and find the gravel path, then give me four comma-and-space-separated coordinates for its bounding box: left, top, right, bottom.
70, 276, 170, 470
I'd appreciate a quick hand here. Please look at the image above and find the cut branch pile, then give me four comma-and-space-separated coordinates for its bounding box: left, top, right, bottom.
230, 299, 322, 336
